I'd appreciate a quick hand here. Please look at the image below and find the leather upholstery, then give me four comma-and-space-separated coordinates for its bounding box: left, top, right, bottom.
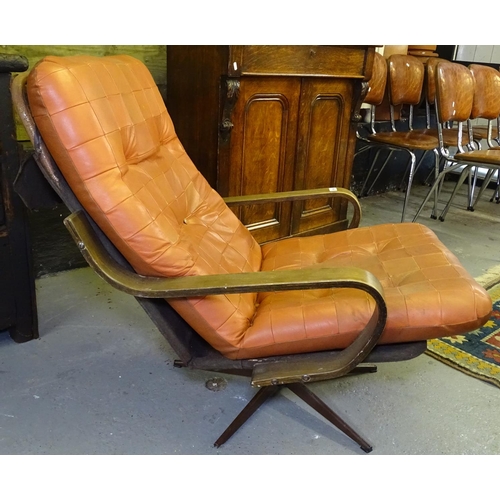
27, 55, 492, 360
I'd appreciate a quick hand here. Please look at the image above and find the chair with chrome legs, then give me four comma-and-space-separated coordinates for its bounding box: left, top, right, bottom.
13, 54, 492, 453
415, 62, 500, 221
355, 52, 390, 197
417, 57, 479, 219
356, 54, 440, 222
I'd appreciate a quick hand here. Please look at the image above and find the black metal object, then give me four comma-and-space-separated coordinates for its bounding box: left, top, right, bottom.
0, 54, 38, 343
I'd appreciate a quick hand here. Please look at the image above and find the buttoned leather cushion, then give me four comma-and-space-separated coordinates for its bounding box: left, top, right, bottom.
27, 55, 492, 360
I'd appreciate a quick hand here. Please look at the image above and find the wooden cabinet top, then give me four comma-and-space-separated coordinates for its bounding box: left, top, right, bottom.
167, 45, 376, 81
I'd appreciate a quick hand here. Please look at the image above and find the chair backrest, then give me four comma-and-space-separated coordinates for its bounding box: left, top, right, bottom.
435, 61, 474, 123
468, 64, 500, 148
425, 57, 448, 105
434, 61, 475, 152
362, 52, 387, 134
386, 54, 425, 130
424, 57, 448, 128
387, 54, 425, 106
364, 52, 387, 107
469, 64, 500, 120
26, 55, 263, 357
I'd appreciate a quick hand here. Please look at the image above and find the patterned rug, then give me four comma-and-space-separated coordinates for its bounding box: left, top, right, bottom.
426, 267, 500, 388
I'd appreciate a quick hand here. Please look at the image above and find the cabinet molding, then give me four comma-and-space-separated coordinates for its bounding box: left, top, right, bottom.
167, 45, 375, 243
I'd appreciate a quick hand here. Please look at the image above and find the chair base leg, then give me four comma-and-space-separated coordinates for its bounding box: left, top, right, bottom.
214, 385, 279, 448
214, 366, 377, 453
288, 383, 373, 453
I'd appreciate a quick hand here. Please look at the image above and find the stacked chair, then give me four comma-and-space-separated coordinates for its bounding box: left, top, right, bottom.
418, 57, 478, 219
356, 53, 440, 222
12, 54, 492, 453
415, 61, 500, 221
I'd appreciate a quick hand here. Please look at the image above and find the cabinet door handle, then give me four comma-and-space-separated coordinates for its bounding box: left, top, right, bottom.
220, 78, 240, 143
220, 118, 234, 132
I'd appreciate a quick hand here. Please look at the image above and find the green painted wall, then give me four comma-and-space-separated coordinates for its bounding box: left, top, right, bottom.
1, 45, 166, 140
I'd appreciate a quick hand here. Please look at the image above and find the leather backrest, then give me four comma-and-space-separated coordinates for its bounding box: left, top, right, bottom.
387, 54, 425, 106
435, 61, 474, 123
364, 52, 387, 106
27, 55, 263, 353
469, 64, 500, 120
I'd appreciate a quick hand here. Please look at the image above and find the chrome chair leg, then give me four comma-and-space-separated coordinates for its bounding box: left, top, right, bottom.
473, 168, 498, 209
362, 149, 394, 197
439, 166, 471, 221
401, 150, 417, 223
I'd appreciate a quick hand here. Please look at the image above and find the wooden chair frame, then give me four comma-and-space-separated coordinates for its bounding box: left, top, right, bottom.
13, 73, 428, 454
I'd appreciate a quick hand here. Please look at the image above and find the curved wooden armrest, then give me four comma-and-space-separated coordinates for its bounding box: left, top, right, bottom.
65, 210, 387, 380
224, 187, 362, 229
251, 287, 387, 387
64, 210, 384, 300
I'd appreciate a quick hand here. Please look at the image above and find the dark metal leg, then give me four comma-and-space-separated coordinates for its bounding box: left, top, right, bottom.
214, 385, 279, 447
348, 364, 378, 375
288, 383, 373, 453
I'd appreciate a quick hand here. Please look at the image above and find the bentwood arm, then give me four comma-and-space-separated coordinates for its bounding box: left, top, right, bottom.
224, 187, 362, 229
64, 210, 387, 385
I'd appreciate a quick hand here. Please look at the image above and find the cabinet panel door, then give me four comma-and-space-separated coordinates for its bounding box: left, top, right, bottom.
292, 78, 355, 235
224, 76, 300, 242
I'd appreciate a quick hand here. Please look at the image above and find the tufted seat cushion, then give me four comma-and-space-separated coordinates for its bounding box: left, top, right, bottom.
242, 223, 490, 359
27, 55, 492, 360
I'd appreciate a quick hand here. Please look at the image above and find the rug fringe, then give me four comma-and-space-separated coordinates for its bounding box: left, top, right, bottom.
474, 263, 500, 289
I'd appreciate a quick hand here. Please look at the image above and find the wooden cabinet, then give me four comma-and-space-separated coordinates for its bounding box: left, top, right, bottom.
0, 54, 38, 343
167, 45, 375, 243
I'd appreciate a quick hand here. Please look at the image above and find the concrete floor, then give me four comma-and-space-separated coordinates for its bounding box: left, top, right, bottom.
1, 180, 500, 456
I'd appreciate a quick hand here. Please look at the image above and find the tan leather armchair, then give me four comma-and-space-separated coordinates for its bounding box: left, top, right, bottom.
13, 54, 492, 453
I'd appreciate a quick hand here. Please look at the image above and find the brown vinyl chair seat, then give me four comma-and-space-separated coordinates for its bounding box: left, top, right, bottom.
473, 125, 499, 141
367, 130, 438, 150
454, 147, 500, 165
419, 127, 471, 147
257, 223, 489, 358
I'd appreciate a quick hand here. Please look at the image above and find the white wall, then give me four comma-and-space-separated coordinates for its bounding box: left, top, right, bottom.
454, 46, 500, 64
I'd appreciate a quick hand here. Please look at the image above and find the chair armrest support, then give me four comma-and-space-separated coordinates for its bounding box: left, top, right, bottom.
65, 210, 387, 382
224, 187, 362, 229
64, 210, 383, 301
